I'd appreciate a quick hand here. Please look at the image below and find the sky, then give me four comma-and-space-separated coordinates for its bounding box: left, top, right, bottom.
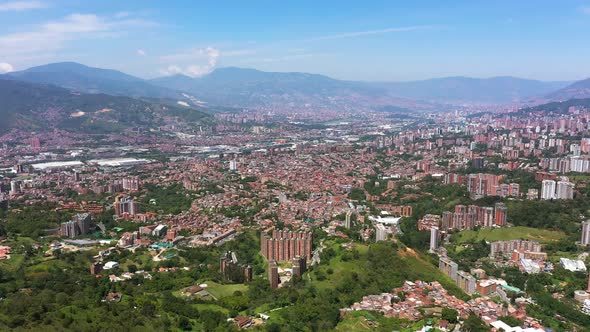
1, 0, 590, 81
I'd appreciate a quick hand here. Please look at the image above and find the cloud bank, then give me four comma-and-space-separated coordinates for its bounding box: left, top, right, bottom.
0, 62, 13, 73
160, 47, 220, 77
0, 1, 46, 12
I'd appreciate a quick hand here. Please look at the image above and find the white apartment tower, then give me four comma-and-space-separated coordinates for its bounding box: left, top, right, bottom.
541, 180, 556, 200
430, 227, 439, 251
582, 221, 590, 246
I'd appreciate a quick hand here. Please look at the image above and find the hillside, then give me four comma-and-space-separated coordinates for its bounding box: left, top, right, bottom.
545, 78, 590, 101
3, 62, 184, 100
2, 62, 579, 109
0, 79, 212, 134
378, 76, 570, 104
515, 97, 590, 116
152, 68, 573, 106
151, 67, 393, 109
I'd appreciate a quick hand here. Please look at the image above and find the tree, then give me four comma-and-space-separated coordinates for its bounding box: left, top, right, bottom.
441, 307, 459, 323
498, 316, 523, 327
178, 316, 192, 331
461, 314, 490, 332
141, 301, 156, 317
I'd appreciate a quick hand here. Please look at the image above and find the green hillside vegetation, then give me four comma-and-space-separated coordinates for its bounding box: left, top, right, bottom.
518, 98, 590, 115
334, 310, 411, 332
453, 226, 565, 244
0, 79, 212, 134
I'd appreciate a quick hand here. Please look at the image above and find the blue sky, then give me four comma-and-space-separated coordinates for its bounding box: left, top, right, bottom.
1, 0, 590, 81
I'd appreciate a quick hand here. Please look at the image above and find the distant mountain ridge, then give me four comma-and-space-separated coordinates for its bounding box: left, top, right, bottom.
545, 78, 590, 101
151, 67, 573, 105
1, 62, 586, 108
0, 79, 211, 134
3, 62, 183, 99
150, 67, 394, 109
376, 76, 570, 103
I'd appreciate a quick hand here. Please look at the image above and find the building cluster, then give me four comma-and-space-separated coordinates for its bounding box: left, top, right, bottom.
439, 257, 476, 295
539, 156, 590, 173
342, 280, 545, 331
261, 229, 311, 289
540, 179, 575, 200
266, 255, 307, 289
418, 214, 441, 231
87, 176, 140, 195
114, 195, 139, 217
220, 251, 253, 283
388, 205, 413, 217
444, 173, 519, 199
440, 203, 507, 231
260, 229, 313, 262
490, 240, 551, 273
59, 213, 92, 238
490, 240, 542, 257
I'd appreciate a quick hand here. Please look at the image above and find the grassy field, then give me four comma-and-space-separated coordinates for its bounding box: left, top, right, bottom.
308, 240, 468, 300
454, 226, 565, 244
193, 303, 229, 314
567, 174, 590, 182
202, 281, 248, 299
334, 310, 423, 332
310, 242, 369, 289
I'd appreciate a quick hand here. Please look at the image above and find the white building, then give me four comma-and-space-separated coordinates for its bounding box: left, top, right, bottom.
229, 160, 238, 171
571, 143, 581, 156
541, 180, 556, 200
570, 157, 590, 173
344, 210, 353, 229
490, 321, 544, 332
559, 258, 587, 272
103, 261, 120, 270
152, 224, 167, 237
429, 227, 439, 251
581, 221, 590, 246
375, 224, 387, 241
555, 181, 574, 199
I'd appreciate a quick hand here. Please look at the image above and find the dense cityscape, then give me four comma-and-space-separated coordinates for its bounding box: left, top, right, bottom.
3, 1, 590, 331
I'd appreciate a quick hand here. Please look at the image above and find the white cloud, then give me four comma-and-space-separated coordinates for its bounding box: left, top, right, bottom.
305, 25, 432, 41
160, 47, 220, 77
0, 13, 158, 57
0, 62, 13, 73
0, 1, 46, 12
137, 49, 146, 56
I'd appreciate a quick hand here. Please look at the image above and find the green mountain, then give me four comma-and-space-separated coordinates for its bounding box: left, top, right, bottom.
3, 62, 184, 100
0, 79, 212, 134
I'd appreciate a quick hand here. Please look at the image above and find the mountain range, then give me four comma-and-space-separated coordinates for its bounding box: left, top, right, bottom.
3, 62, 183, 100
544, 78, 590, 101
3, 62, 588, 109
0, 78, 211, 135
